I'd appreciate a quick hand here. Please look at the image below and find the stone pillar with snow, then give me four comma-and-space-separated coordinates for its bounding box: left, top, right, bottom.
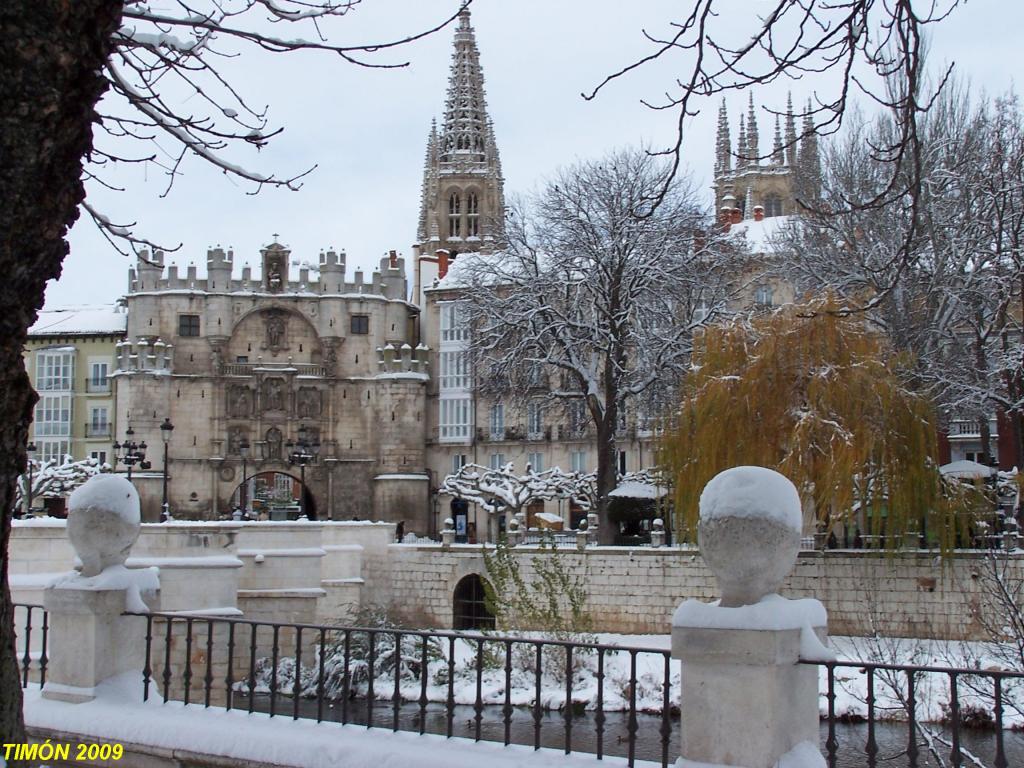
672, 466, 833, 768
42, 475, 159, 703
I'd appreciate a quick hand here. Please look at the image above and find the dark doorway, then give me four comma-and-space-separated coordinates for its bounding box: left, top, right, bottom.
453, 574, 495, 630
229, 470, 317, 520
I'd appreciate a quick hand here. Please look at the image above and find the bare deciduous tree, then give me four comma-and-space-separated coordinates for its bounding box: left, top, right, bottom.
459, 148, 739, 543
587, 1, 965, 290
1, 0, 468, 745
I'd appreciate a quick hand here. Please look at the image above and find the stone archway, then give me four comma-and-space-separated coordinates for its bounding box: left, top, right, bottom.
452, 574, 495, 630
229, 469, 317, 520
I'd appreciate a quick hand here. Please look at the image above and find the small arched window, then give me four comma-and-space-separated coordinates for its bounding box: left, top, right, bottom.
754, 284, 774, 307
467, 191, 480, 237
764, 194, 783, 217
448, 192, 462, 238
453, 574, 495, 630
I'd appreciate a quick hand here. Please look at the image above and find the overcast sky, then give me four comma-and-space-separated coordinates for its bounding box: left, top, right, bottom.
46, 0, 1022, 308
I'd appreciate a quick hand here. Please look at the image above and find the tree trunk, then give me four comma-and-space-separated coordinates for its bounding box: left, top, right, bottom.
595, 411, 618, 546
0, 0, 124, 748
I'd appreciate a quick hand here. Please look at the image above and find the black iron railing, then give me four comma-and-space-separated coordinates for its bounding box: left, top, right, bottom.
124, 611, 675, 767
805, 659, 1024, 768
13, 603, 49, 688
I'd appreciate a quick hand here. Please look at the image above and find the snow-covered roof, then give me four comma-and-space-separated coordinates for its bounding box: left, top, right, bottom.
29, 304, 127, 337
430, 250, 508, 290
609, 480, 669, 499
728, 215, 797, 255
939, 460, 996, 479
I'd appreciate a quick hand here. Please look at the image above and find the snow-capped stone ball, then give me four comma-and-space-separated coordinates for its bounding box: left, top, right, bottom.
697, 466, 802, 607
67, 474, 141, 577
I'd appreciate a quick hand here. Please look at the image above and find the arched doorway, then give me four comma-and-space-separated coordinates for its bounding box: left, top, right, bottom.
453, 574, 495, 630
230, 470, 317, 520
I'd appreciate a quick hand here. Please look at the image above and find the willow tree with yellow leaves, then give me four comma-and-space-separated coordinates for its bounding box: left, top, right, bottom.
661, 298, 971, 548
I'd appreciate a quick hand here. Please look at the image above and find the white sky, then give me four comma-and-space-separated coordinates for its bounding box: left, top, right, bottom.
47, 0, 1022, 308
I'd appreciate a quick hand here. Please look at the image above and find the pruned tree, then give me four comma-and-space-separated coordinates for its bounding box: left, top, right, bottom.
14, 455, 111, 515
660, 295, 965, 546
587, 1, 965, 289
1, 0, 468, 746
439, 462, 594, 540
460, 147, 739, 543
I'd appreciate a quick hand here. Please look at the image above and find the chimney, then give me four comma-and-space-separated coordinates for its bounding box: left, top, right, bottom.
436, 249, 450, 280
753, 205, 765, 222
389, 250, 398, 269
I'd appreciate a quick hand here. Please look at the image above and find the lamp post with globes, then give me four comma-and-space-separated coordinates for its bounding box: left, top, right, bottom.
113, 426, 150, 481
286, 426, 319, 520
24, 441, 37, 516
159, 417, 174, 522
239, 437, 251, 517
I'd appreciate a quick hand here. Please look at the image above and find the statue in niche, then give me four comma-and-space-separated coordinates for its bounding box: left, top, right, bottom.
297, 387, 322, 418
263, 377, 286, 412
264, 427, 283, 461
228, 385, 252, 418
264, 310, 287, 354
227, 427, 246, 455
265, 255, 284, 292
210, 346, 224, 375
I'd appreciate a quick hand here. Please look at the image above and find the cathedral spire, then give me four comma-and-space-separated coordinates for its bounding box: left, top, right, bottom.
746, 92, 759, 167
772, 115, 784, 165
737, 112, 747, 166
715, 98, 731, 173
439, 9, 492, 164
784, 93, 798, 167
417, 8, 504, 255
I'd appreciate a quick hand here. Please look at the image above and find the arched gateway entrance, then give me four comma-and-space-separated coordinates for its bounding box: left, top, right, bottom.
230, 470, 317, 520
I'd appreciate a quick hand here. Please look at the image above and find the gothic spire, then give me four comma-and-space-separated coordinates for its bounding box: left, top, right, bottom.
784, 92, 798, 167
439, 9, 492, 164
715, 98, 731, 173
772, 115, 784, 165
737, 112, 747, 166
746, 92, 759, 166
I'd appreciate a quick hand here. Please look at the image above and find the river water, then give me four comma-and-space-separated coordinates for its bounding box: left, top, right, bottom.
236, 694, 1024, 766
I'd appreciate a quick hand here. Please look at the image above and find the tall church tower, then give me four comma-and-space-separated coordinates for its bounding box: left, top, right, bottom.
416, 9, 505, 258
712, 93, 820, 223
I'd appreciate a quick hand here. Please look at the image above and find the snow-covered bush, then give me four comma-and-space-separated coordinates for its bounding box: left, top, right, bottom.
13, 454, 110, 513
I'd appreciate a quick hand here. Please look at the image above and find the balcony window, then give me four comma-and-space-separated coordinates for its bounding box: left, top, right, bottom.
571, 450, 588, 473
36, 350, 74, 391
440, 350, 470, 390
451, 454, 467, 475
34, 394, 71, 437
489, 453, 505, 470
489, 403, 504, 439
527, 452, 544, 473
527, 402, 544, 440
88, 361, 109, 392
440, 302, 467, 343
440, 397, 472, 441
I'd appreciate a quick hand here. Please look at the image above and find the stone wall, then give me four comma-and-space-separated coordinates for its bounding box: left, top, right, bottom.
11, 519, 1019, 640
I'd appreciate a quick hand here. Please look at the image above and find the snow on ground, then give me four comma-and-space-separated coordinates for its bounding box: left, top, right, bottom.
255, 632, 1023, 730
23, 674, 655, 768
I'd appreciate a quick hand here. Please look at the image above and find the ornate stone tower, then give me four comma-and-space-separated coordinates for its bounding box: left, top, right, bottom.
416, 9, 504, 257
713, 93, 821, 223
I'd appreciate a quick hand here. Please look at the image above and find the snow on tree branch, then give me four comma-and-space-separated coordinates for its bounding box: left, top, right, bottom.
88, 0, 472, 253
14, 455, 111, 514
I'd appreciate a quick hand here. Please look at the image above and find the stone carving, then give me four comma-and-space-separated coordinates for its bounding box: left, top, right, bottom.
322, 341, 338, 374
227, 427, 247, 456
265, 254, 285, 292
297, 387, 322, 418
210, 345, 224, 375
264, 310, 287, 354
228, 385, 252, 418
265, 427, 283, 461
696, 465, 802, 607
66, 475, 141, 577
262, 377, 286, 412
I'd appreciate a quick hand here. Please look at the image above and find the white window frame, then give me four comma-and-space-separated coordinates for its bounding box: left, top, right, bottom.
527, 452, 544, 473
439, 397, 472, 441
439, 302, 468, 343
527, 401, 544, 439
489, 403, 504, 439
39, 440, 70, 463
34, 394, 72, 437
36, 349, 74, 392
571, 450, 587, 474
451, 454, 467, 474
440, 350, 470, 390
489, 453, 505, 470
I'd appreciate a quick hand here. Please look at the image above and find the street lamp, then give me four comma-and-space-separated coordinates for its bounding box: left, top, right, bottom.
286, 425, 319, 520
113, 426, 149, 481
159, 417, 174, 522
24, 441, 37, 517
239, 437, 251, 516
